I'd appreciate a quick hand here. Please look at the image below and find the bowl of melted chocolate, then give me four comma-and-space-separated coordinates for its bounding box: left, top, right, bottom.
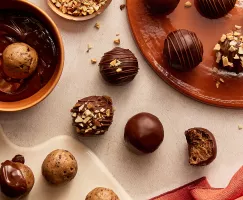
0, 0, 64, 111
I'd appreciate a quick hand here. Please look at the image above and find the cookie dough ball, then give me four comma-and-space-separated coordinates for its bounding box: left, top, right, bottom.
42, 149, 78, 185
3, 42, 38, 79
85, 187, 120, 200
0, 155, 35, 198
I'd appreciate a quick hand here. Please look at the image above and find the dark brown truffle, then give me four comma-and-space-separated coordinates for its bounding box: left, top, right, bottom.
195, 0, 236, 19
99, 47, 139, 85
0, 155, 34, 198
213, 25, 243, 73
163, 29, 204, 71
71, 96, 114, 136
124, 112, 164, 154
185, 128, 217, 166
145, 0, 180, 14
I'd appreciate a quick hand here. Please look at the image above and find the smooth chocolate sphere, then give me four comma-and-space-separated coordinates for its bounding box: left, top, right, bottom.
185, 128, 217, 166
145, 0, 180, 14
124, 112, 164, 154
163, 29, 203, 71
195, 0, 236, 19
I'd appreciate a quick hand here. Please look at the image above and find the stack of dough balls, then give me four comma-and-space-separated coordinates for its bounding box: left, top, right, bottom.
42, 149, 78, 185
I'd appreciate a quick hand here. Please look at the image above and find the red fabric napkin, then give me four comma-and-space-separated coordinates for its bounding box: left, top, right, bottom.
151, 166, 243, 200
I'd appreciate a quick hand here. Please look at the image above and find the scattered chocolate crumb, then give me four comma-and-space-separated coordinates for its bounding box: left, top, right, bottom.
120, 4, 126, 10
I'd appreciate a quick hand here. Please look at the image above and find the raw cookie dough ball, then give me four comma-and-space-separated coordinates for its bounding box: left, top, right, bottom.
0, 155, 35, 198
85, 187, 120, 200
3, 42, 38, 79
42, 149, 78, 185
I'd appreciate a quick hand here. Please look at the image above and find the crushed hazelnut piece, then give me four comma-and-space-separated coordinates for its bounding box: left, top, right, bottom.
87, 44, 92, 53
234, 31, 241, 36
184, 1, 192, 7
238, 125, 243, 130
234, 54, 240, 59
219, 78, 224, 83
75, 116, 83, 123
214, 43, 221, 51
94, 22, 100, 29
91, 59, 97, 64
216, 52, 222, 63
110, 59, 122, 67
72, 113, 77, 117
114, 38, 120, 45
220, 34, 227, 42
239, 47, 243, 54
235, 25, 242, 30
116, 68, 122, 72
229, 46, 236, 52
222, 56, 229, 66
106, 109, 110, 116
216, 81, 220, 88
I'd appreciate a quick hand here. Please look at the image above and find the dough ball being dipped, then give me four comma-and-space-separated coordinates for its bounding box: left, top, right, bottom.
42, 149, 78, 185
0, 155, 35, 198
85, 187, 120, 200
3, 42, 38, 79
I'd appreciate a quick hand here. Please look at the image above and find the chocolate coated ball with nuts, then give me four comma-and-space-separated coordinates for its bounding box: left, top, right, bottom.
85, 187, 120, 200
3, 42, 38, 79
42, 149, 78, 185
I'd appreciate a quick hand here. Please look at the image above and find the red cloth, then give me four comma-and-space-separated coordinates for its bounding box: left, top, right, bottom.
151, 166, 243, 200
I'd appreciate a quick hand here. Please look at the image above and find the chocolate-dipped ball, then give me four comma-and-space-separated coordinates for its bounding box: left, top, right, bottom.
99, 47, 139, 85
164, 29, 203, 71
124, 112, 164, 154
195, 0, 236, 19
185, 128, 217, 166
0, 155, 35, 198
71, 96, 114, 136
42, 149, 78, 185
213, 25, 243, 73
3, 43, 38, 79
145, 0, 180, 14
85, 187, 120, 200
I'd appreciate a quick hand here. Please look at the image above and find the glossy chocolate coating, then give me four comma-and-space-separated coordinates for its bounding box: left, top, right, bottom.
0, 160, 27, 198
195, 0, 236, 19
145, 0, 180, 14
71, 96, 114, 136
99, 47, 139, 85
12, 155, 25, 164
185, 128, 217, 166
164, 29, 203, 71
124, 112, 164, 154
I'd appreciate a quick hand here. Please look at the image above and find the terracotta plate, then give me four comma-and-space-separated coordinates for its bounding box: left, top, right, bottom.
127, 0, 243, 108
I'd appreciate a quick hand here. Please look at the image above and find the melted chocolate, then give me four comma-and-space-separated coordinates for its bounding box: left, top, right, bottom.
0, 160, 27, 198
163, 29, 203, 71
99, 47, 139, 85
124, 112, 164, 154
195, 0, 236, 19
0, 11, 58, 102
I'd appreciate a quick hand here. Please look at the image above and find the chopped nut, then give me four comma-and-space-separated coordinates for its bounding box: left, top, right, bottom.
114, 38, 120, 45
87, 44, 92, 53
238, 125, 243, 130
216, 52, 222, 63
216, 81, 220, 88
116, 68, 122, 72
106, 109, 110, 116
222, 56, 229, 67
230, 40, 237, 46
234, 54, 240, 59
83, 117, 91, 124
239, 47, 243, 54
91, 59, 97, 64
234, 31, 241, 36
227, 35, 234, 40
213, 43, 221, 51
84, 110, 92, 116
100, 108, 105, 112
94, 22, 100, 29
235, 25, 242, 30
76, 127, 81, 133
229, 46, 236, 52
184, 1, 192, 7
110, 59, 122, 67
72, 113, 77, 117
75, 116, 83, 123
219, 78, 224, 83
120, 4, 126, 10
220, 34, 227, 42
79, 104, 84, 111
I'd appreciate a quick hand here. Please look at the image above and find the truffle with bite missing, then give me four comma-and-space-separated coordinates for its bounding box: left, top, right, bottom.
213, 25, 243, 73
42, 149, 78, 185
2, 43, 38, 79
0, 155, 35, 198
85, 187, 120, 200
195, 0, 236, 19
71, 96, 114, 136
185, 128, 217, 166
99, 47, 139, 85
124, 112, 164, 154
145, 0, 180, 14
163, 29, 203, 71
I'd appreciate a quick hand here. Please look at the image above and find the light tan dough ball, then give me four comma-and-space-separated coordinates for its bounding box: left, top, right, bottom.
85, 187, 120, 200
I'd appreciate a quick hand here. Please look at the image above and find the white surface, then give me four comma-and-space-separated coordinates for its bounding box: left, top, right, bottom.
0, 126, 132, 200
1, 0, 243, 199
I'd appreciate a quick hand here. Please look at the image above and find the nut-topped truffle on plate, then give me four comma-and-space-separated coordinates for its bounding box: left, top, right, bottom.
195, 0, 236, 19
99, 47, 139, 85
163, 29, 204, 71
71, 96, 114, 136
0, 155, 35, 198
213, 25, 243, 73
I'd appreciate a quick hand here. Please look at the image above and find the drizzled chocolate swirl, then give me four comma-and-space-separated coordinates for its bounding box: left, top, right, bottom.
163, 29, 203, 71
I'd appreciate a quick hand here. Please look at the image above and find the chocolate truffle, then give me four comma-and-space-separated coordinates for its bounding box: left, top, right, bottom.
0, 155, 35, 198
99, 47, 139, 85
3, 43, 38, 79
85, 187, 120, 200
213, 25, 243, 73
163, 29, 204, 71
71, 96, 114, 136
145, 0, 180, 14
195, 0, 236, 19
42, 149, 78, 185
124, 112, 164, 154
185, 128, 217, 166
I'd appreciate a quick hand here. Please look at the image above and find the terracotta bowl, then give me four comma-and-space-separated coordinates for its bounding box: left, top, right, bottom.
0, 0, 64, 112
47, 0, 112, 21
